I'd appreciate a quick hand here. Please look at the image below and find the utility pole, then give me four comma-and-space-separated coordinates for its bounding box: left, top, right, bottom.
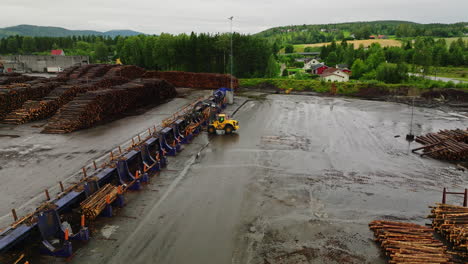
228, 16, 234, 91
406, 97, 415, 141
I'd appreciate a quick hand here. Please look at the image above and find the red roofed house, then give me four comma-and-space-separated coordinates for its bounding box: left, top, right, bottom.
319, 67, 350, 82
311, 63, 328, 75
51, 50, 65, 56
369, 35, 376, 39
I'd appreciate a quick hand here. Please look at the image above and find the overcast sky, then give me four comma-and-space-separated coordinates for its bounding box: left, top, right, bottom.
1, 0, 467, 34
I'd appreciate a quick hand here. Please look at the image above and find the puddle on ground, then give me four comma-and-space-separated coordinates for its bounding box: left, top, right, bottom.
101, 225, 120, 239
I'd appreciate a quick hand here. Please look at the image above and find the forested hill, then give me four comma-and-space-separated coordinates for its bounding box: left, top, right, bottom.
256, 20, 468, 44
0, 25, 143, 38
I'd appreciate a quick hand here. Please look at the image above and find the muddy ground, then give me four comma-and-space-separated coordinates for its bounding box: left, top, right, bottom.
2, 92, 468, 264
70, 93, 465, 264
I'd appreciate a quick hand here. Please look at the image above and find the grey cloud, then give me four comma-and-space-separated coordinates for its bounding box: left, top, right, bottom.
0, 0, 466, 34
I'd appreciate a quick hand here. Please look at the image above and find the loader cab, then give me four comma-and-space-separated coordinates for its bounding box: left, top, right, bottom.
218, 115, 225, 123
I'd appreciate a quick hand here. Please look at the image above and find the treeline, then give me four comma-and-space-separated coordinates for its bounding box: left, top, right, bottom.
0, 33, 274, 78
117, 33, 273, 78
0, 35, 119, 53
319, 37, 467, 83
256, 21, 468, 45
0, 35, 120, 61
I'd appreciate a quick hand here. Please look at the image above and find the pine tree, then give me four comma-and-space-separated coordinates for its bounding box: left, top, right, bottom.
265, 54, 280, 77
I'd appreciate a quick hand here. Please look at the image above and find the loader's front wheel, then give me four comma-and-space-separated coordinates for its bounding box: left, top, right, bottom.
224, 125, 233, 134
208, 126, 216, 134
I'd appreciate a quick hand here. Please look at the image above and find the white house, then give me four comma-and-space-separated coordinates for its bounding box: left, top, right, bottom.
320, 67, 350, 82
303, 59, 321, 70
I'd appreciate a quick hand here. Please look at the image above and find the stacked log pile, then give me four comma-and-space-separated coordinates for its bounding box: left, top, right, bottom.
103, 65, 146, 80
0, 74, 38, 85
0, 81, 62, 120
3, 84, 90, 124
2, 64, 238, 130
0, 72, 21, 77
369, 220, 457, 263
3, 100, 57, 124
412, 129, 468, 161
81, 64, 117, 79
143, 71, 238, 90
42, 79, 176, 133
68, 64, 99, 79
57, 65, 80, 79
428, 204, 468, 253
3, 77, 130, 124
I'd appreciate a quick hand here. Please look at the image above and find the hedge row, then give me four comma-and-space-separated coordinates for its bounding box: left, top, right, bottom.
239, 79, 468, 96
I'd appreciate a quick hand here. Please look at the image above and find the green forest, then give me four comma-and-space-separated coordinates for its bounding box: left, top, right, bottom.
0, 21, 467, 82
316, 37, 467, 83
256, 21, 468, 45
0, 33, 273, 78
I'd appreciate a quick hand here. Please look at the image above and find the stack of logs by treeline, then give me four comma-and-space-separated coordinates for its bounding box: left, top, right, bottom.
412, 129, 468, 161
0, 65, 238, 133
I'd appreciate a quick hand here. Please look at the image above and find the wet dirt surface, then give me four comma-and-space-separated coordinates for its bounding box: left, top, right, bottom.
62, 94, 467, 264
4, 93, 468, 263
0, 88, 211, 227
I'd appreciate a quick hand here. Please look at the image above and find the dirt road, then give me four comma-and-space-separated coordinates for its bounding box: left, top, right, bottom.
66, 94, 467, 264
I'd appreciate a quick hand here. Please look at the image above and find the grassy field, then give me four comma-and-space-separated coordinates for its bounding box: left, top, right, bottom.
438, 37, 468, 46
289, 45, 321, 53
291, 39, 402, 52
286, 68, 304, 72
284, 36, 467, 53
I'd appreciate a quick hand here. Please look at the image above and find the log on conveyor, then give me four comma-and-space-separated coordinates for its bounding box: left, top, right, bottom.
429, 203, 468, 253
42, 79, 176, 133
143, 71, 238, 90
80, 183, 119, 220
369, 220, 458, 263
412, 129, 468, 161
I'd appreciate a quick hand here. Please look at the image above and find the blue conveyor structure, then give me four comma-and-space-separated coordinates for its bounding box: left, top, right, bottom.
0, 88, 227, 257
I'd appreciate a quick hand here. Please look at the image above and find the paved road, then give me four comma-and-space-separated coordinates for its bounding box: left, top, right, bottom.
409, 73, 467, 83
65, 94, 467, 264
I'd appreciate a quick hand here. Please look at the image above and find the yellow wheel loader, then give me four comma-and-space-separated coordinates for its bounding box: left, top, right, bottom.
207, 114, 239, 134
